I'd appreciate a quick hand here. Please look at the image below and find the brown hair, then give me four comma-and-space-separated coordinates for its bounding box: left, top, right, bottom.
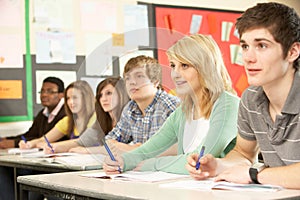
123, 55, 162, 89
95, 77, 130, 134
236, 2, 300, 69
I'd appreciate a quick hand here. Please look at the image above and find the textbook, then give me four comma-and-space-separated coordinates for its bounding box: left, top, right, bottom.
159, 179, 283, 192
44, 154, 105, 170
81, 171, 189, 182
21, 151, 78, 158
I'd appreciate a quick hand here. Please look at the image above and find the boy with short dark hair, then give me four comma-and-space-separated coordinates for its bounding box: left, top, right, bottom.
186, 2, 300, 189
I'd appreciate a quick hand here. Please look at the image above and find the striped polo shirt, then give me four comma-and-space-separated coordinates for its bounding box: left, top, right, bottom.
238, 71, 300, 167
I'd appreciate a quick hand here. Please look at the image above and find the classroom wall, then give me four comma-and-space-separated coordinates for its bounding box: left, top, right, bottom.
0, 0, 298, 136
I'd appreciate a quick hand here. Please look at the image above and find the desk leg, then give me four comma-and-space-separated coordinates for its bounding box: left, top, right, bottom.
19, 185, 28, 200
13, 167, 19, 200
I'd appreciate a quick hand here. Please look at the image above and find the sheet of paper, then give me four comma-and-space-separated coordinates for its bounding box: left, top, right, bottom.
81, 171, 189, 182
160, 179, 283, 192
221, 21, 233, 42
0, 34, 23, 68
189, 14, 202, 34
8, 148, 41, 154
80, 0, 117, 32
123, 4, 149, 46
0, 80, 22, 99
0, 0, 22, 27
35, 32, 76, 64
33, 0, 74, 29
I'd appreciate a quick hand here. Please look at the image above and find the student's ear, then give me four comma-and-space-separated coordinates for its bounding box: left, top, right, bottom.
287, 42, 300, 62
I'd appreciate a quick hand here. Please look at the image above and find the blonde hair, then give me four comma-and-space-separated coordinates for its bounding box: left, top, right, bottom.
167, 34, 235, 120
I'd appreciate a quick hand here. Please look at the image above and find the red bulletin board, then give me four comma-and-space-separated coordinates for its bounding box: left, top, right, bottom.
154, 5, 248, 96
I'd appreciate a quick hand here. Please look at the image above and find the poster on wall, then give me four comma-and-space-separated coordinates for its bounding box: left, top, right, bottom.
35, 32, 76, 64
154, 5, 247, 96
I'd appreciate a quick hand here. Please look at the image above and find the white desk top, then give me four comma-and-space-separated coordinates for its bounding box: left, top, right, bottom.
17, 170, 300, 200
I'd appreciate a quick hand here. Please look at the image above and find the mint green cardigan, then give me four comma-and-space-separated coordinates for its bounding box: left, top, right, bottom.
122, 91, 240, 174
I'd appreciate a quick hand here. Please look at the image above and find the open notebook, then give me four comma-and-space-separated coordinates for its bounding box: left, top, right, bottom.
44, 154, 104, 170
80, 171, 189, 182
159, 179, 283, 192
21, 151, 78, 158
21, 151, 104, 170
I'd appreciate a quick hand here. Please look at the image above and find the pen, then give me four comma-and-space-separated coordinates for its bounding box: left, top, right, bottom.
102, 139, 122, 173
195, 146, 205, 170
21, 135, 27, 143
43, 135, 54, 153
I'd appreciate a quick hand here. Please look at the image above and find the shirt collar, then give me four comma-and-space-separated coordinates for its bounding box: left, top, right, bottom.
43, 98, 64, 122
282, 71, 300, 114
129, 89, 162, 114
252, 71, 300, 115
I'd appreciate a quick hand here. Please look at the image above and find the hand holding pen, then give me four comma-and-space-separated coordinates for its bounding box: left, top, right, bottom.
43, 135, 54, 153
21, 135, 27, 143
19, 135, 33, 149
102, 139, 123, 174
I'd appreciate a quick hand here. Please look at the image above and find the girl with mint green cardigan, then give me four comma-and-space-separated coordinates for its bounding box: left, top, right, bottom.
103, 34, 240, 175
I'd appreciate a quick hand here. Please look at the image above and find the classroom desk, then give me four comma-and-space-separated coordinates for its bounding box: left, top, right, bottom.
18, 170, 300, 200
0, 154, 79, 200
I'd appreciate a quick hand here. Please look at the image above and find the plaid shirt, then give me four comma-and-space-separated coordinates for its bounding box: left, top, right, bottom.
105, 89, 180, 144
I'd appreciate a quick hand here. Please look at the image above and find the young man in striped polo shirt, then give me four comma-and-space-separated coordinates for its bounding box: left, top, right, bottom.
186, 2, 300, 189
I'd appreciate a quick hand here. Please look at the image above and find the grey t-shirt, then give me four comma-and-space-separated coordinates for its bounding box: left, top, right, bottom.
238, 72, 300, 167
77, 121, 105, 147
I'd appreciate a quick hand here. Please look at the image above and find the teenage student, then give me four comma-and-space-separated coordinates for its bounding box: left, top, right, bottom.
62, 55, 180, 155
103, 34, 240, 174
104, 55, 180, 152
186, 2, 300, 189
19, 80, 96, 149
0, 77, 66, 149
43, 77, 130, 153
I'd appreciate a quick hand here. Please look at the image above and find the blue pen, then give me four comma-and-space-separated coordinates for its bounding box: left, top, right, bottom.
195, 146, 205, 170
43, 135, 54, 153
102, 139, 122, 173
21, 135, 27, 143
